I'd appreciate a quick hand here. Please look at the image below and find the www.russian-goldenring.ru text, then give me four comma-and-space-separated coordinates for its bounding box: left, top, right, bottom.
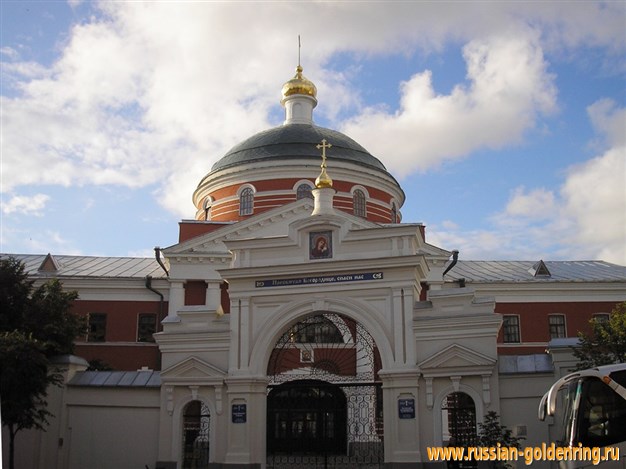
427, 443, 620, 466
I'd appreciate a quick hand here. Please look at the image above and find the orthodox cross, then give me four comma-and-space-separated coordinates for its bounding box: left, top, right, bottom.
316, 139, 332, 167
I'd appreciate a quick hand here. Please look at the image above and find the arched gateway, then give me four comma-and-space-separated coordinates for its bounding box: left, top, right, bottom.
266, 313, 384, 468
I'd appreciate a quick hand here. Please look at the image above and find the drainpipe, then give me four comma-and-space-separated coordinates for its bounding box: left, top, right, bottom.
442, 250, 459, 277
154, 247, 169, 277
145, 276, 165, 327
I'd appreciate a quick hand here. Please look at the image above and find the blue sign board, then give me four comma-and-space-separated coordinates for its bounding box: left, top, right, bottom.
255, 272, 383, 288
232, 404, 246, 423
398, 398, 415, 419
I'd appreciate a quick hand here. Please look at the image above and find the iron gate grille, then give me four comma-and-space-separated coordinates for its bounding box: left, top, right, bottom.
267, 313, 383, 468
182, 401, 210, 469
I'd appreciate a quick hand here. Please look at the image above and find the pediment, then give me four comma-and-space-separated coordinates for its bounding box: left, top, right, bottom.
419, 344, 496, 373
160, 356, 226, 384
38, 253, 60, 272
164, 199, 314, 257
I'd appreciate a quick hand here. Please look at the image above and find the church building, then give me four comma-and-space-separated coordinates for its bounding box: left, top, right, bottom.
3, 64, 626, 469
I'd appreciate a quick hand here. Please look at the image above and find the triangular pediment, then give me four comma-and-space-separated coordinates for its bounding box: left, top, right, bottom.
164, 199, 316, 257
160, 356, 226, 384
419, 344, 496, 373
38, 253, 60, 272
529, 259, 551, 277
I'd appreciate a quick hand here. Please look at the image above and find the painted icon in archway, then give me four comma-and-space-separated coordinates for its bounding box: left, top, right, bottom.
310, 231, 332, 259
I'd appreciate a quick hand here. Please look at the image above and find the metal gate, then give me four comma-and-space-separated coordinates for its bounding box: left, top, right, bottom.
266, 313, 383, 468
182, 400, 210, 469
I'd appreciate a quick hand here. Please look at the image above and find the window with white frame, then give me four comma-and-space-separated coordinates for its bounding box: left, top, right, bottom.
137, 313, 157, 342
239, 187, 254, 216
549, 314, 566, 339
353, 189, 366, 218
203, 198, 212, 221
391, 203, 398, 223
502, 315, 520, 343
296, 183, 313, 200
593, 313, 610, 323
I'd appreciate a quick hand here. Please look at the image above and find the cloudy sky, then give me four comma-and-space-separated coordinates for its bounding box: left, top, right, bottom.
1, 1, 625, 264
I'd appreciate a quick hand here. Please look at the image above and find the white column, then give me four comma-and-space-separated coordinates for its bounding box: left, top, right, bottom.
205, 281, 221, 311
167, 280, 185, 319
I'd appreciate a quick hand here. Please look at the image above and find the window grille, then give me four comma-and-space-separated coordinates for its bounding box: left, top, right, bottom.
502, 315, 520, 343
296, 184, 313, 200
137, 314, 156, 342
239, 187, 254, 215
549, 315, 566, 339
353, 189, 366, 218
87, 313, 107, 342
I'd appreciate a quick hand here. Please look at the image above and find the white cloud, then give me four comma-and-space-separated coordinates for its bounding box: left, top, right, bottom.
502, 187, 557, 220
559, 100, 626, 263
1, 193, 50, 216
1, 2, 625, 261
342, 31, 557, 176
1, 46, 19, 60
429, 101, 626, 264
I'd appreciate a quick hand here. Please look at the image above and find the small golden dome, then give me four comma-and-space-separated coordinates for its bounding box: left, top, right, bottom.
315, 167, 333, 189
282, 65, 317, 99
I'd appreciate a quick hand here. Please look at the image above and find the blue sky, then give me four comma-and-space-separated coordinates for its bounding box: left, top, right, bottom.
1, 1, 625, 264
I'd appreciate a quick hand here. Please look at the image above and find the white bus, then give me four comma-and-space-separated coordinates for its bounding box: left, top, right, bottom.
539, 363, 626, 468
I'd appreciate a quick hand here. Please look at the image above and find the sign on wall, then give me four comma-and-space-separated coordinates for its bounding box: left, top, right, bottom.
232, 404, 247, 423
398, 398, 415, 419
255, 272, 383, 288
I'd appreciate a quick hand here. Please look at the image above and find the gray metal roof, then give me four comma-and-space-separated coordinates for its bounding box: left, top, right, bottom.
447, 260, 626, 283
68, 370, 161, 387
4, 254, 625, 283
0, 253, 167, 279
211, 123, 389, 173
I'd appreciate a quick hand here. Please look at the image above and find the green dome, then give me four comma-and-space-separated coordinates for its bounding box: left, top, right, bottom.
211, 124, 388, 173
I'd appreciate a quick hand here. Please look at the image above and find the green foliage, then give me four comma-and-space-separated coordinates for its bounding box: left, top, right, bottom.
476, 411, 524, 469
0, 256, 85, 468
0, 331, 60, 432
0, 257, 33, 332
87, 358, 113, 371
26, 279, 82, 357
573, 302, 626, 370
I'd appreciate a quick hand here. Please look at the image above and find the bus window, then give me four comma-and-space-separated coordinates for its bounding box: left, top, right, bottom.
577, 377, 626, 447
560, 380, 582, 447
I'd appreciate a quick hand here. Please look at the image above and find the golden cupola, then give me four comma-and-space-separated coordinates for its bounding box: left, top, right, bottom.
281, 64, 318, 125
281, 65, 317, 100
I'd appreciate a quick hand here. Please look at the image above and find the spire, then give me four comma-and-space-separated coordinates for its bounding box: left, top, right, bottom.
281, 38, 317, 125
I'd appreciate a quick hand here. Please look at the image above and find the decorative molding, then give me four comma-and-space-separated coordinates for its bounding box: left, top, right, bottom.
160, 356, 227, 385
426, 377, 434, 409
215, 385, 223, 415
419, 343, 496, 376
166, 386, 174, 415
482, 374, 491, 405
451, 376, 461, 393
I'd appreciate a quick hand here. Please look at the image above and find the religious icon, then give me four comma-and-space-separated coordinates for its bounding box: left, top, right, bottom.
310, 231, 332, 259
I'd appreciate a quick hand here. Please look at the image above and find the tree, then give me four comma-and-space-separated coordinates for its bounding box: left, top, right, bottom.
476, 411, 524, 469
573, 301, 626, 370
0, 331, 61, 469
0, 257, 86, 469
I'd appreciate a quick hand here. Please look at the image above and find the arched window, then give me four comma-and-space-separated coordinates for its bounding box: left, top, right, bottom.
203, 198, 212, 221
441, 392, 477, 448
353, 189, 366, 218
239, 187, 254, 216
296, 183, 313, 200
182, 400, 210, 469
